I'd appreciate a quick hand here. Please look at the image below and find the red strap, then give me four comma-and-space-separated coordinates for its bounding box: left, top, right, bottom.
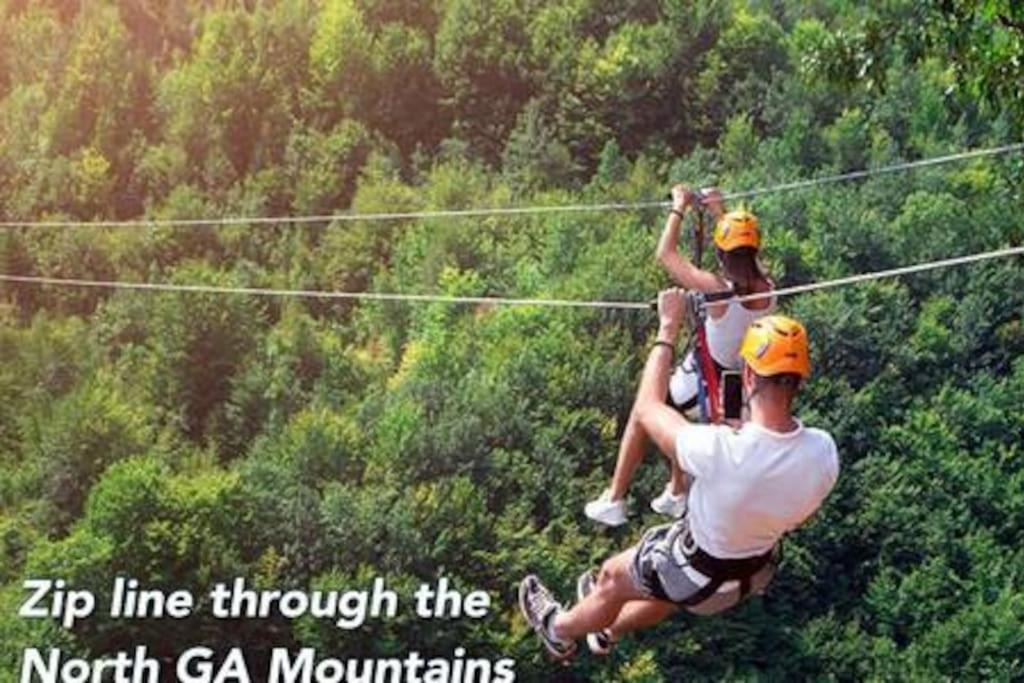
695, 325, 722, 423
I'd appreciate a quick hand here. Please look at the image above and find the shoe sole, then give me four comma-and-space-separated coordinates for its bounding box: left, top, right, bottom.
518, 576, 538, 628
650, 504, 686, 518
586, 631, 613, 656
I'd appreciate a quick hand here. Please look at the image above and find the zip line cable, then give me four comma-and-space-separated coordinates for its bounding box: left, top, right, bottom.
718, 142, 1024, 202
0, 275, 651, 310
1, 143, 1021, 229
727, 245, 1024, 306
1, 245, 1021, 310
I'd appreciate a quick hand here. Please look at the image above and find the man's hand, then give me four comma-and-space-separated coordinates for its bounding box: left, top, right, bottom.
699, 186, 725, 218
636, 288, 694, 456
657, 287, 688, 341
670, 184, 696, 213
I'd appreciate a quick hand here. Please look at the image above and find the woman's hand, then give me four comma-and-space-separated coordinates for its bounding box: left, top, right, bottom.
700, 186, 725, 218
671, 184, 697, 213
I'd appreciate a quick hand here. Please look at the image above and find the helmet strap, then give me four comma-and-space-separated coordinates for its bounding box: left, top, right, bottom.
742, 385, 760, 413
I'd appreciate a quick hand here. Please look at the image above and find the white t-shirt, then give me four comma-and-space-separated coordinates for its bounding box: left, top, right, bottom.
675, 420, 839, 559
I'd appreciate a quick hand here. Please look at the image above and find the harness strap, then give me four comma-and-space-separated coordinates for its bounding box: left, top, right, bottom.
693, 210, 706, 268
690, 212, 711, 424
680, 576, 725, 608
695, 289, 735, 423
687, 545, 773, 580
694, 325, 722, 423
689, 291, 721, 424
694, 338, 709, 423
677, 528, 774, 609
685, 205, 734, 425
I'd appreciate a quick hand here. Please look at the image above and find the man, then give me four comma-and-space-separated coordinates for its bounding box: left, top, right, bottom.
520, 289, 839, 660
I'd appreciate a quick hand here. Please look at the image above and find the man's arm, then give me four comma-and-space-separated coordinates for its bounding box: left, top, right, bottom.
634, 289, 692, 461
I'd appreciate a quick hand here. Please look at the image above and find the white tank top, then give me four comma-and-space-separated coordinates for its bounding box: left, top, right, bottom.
705, 286, 776, 369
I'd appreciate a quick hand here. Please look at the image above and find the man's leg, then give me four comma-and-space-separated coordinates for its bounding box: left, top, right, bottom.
551, 549, 649, 641
607, 599, 679, 640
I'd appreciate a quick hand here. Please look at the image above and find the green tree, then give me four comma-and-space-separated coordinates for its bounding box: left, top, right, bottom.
142, 266, 265, 447
434, 0, 537, 161
32, 374, 153, 532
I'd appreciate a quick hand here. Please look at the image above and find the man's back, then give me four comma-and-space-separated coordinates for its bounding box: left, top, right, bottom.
675, 420, 839, 559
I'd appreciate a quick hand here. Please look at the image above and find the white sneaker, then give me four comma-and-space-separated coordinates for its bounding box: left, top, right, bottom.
584, 490, 627, 527
650, 486, 687, 519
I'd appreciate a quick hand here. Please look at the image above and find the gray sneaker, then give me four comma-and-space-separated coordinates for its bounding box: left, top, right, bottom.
576, 569, 616, 656
519, 575, 577, 662
576, 569, 596, 602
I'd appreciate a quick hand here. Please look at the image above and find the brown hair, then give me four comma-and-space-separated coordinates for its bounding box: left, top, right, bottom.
716, 246, 769, 295
754, 372, 802, 405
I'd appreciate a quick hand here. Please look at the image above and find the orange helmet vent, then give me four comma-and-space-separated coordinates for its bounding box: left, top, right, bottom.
739, 315, 811, 379
714, 210, 761, 251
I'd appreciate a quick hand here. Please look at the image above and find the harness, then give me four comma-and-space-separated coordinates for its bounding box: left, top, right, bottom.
666, 519, 776, 608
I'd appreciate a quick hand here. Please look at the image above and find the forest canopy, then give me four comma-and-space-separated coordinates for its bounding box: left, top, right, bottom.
1, 0, 1023, 680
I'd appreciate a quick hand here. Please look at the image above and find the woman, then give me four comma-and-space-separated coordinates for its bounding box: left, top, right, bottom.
584, 184, 776, 527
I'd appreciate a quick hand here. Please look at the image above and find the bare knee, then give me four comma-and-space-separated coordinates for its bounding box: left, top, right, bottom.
624, 406, 654, 446
597, 558, 633, 594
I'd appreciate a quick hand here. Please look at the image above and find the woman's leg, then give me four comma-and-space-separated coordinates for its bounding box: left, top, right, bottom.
607, 407, 651, 500
669, 458, 689, 496
609, 405, 691, 501
662, 351, 699, 497
608, 352, 698, 500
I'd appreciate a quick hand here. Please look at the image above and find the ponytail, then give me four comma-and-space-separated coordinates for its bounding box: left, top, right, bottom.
716, 247, 768, 295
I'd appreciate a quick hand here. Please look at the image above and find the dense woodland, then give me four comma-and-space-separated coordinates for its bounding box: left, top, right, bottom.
1, 0, 1023, 680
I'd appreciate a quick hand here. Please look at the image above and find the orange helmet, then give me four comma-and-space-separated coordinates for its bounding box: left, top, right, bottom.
714, 210, 760, 251
739, 315, 811, 379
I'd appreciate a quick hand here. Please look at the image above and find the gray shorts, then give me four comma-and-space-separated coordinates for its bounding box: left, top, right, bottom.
628, 518, 779, 615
